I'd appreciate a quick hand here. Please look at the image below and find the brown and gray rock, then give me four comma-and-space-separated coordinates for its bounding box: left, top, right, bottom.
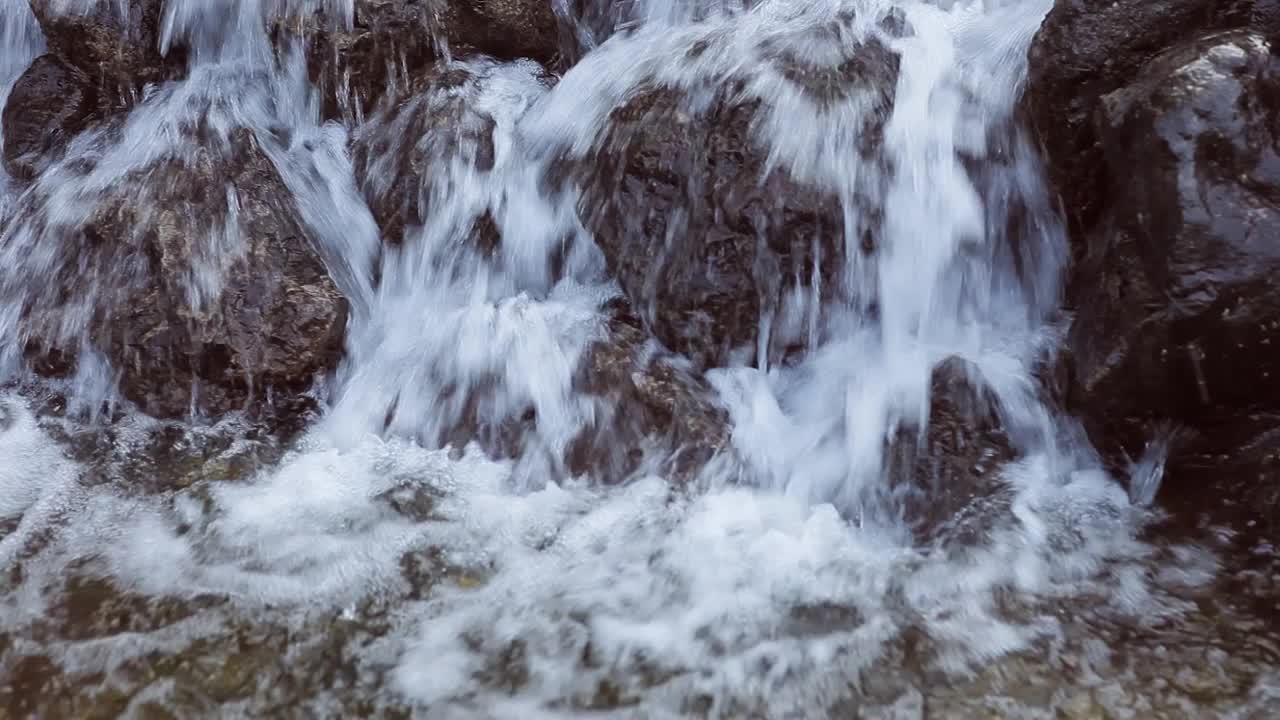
4, 0, 188, 177
280, 0, 441, 121
4, 128, 348, 420
28, 0, 186, 101
346, 60, 727, 481
348, 61, 512, 246
889, 356, 1015, 547
29, 0, 175, 77
0, 54, 96, 179
568, 300, 730, 482
575, 25, 898, 369
442, 0, 561, 66
281, 0, 563, 122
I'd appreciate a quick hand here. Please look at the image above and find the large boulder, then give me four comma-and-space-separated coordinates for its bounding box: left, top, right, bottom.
279, 0, 562, 122
573, 17, 899, 369
1024, 0, 1280, 240
0, 126, 348, 419
280, 0, 440, 122
1025, 3, 1280, 490
28, 0, 175, 77
441, 0, 561, 66
1068, 31, 1280, 437
347, 57, 727, 481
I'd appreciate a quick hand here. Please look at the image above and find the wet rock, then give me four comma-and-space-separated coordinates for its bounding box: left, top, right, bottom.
280, 0, 441, 121
51, 572, 221, 642
27, 0, 186, 114
783, 602, 863, 638
29, 0, 175, 77
3, 1, 190, 178
442, 0, 562, 66
568, 300, 731, 482
1046, 31, 1280, 468
1, 54, 96, 179
349, 59, 727, 481
348, 61, 511, 246
575, 26, 897, 368
4, 128, 348, 420
551, 0, 625, 66
400, 547, 450, 599
106, 135, 347, 419
890, 356, 1015, 547
0, 654, 133, 720
281, 0, 561, 122
1026, 2, 1280, 503
1159, 413, 1280, 534
0, 608, 414, 717
377, 482, 440, 522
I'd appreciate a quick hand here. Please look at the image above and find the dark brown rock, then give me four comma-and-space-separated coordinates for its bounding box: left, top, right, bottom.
1158, 413, 1280, 533
28, 0, 185, 100
568, 300, 730, 482
1, 54, 96, 179
348, 62, 507, 246
1026, 1, 1280, 508
442, 0, 561, 66
4, 0, 189, 177
280, 0, 441, 122
280, 0, 563, 122
575, 28, 897, 368
346, 59, 727, 481
3, 128, 348, 420
551, 0, 625, 66
1061, 31, 1280, 458
1024, 0, 1280, 241
889, 357, 1015, 547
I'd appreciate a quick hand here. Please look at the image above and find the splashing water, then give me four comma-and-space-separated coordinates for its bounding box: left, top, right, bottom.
0, 0, 1232, 716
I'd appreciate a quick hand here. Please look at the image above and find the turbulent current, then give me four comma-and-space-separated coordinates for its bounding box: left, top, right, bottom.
0, 1, 1277, 718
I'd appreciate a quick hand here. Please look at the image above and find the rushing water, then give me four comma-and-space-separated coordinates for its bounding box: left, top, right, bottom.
1, 0, 1275, 717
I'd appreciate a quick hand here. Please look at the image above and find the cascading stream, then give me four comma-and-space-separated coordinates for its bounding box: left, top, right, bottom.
0, 0, 1226, 716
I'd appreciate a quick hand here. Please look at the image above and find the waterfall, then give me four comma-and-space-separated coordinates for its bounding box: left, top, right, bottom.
0, 1, 1211, 716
